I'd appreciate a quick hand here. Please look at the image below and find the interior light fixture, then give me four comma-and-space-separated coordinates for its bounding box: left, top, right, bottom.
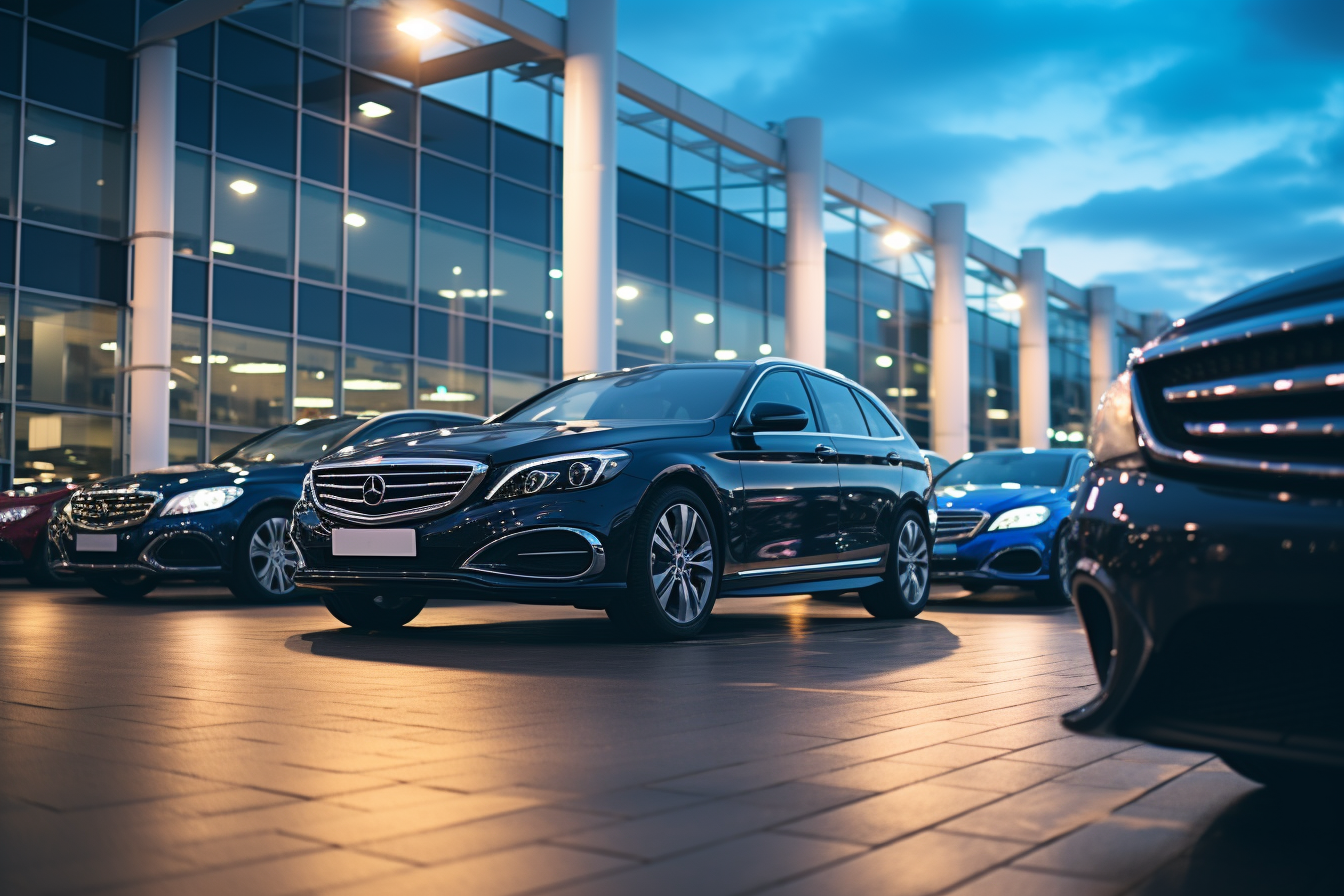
27, 134, 55, 146
229, 362, 287, 375
714, 349, 738, 361
344, 213, 367, 227
451, 266, 462, 275
438, 289, 457, 299
998, 292, 1024, 310
397, 18, 442, 40
343, 378, 403, 391
987, 408, 1010, 420
358, 101, 393, 118
99, 342, 117, 352
293, 397, 335, 409
876, 308, 892, 320
616, 285, 640, 300
545, 310, 555, 320
229, 179, 257, 195
693, 312, 715, 325
875, 355, 893, 368
758, 343, 772, 355
210, 241, 236, 255
660, 330, 674, 344
420, 389, 476, 402
549, 268, 563, 279
882, 231, 912, 251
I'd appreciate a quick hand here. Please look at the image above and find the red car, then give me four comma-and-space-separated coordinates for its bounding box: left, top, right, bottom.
0, 483, 80, 586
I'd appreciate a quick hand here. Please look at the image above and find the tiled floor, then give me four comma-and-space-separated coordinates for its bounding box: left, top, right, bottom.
1, 583, 1336, 895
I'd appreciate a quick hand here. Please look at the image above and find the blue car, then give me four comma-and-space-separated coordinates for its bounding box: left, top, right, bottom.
930, 448, 1092, 602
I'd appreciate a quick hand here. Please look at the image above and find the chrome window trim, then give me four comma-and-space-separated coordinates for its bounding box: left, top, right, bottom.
309, 456, 489, 522
730, 555, 883, 578
461, 527, 606, 580
732, 364, 905, 441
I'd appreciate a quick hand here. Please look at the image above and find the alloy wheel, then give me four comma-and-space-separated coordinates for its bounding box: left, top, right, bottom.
249, 517, 298, 595
649, 503, 714, 623
896, 518, 929, 605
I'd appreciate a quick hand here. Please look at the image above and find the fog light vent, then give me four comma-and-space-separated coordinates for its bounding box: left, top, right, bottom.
987, 548, 1043, 575
462, 527, 603, 579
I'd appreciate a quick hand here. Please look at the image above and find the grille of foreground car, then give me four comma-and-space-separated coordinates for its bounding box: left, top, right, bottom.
934, 510, 989, 542
69, 490, 161, 530
311, 459, 487, 523
1133, 302, 1344, 478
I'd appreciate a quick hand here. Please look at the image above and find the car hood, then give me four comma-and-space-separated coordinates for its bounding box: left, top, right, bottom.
319, 419, 715, 467
933, 484, 1069, 516
77, 461, 309, 496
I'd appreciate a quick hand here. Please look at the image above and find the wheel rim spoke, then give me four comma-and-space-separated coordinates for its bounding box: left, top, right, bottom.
649, 503, 713, 624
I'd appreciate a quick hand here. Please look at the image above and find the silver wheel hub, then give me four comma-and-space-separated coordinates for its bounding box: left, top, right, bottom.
650, 504, 714, 624
895, 519, 930, 606
248, 517, 298, 595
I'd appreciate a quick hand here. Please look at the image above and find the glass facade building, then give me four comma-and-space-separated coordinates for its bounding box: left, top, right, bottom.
0, 1, 1144, 486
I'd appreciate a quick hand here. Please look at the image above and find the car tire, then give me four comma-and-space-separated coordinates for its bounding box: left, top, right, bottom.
1218, 753, 1344, 791
861, 510, 932, 619
87, 574, 156, 600
23, 530, 62, 588
321, 592, 427, 629
606, 485, 720, 641
228, 510, 299, 602
1035, 525, 1073, 605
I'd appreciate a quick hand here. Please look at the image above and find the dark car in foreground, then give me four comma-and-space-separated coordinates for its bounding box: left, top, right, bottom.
49, 411, 481, 600
1064, 256, 1344, 787
931, 448, 1091, 602
0, 482, 81, 586
292, 360, 935, 640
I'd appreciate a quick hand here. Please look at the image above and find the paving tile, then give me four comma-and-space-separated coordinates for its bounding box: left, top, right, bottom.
92, 846, 410, 896
801, 759, 943, 792
781, 781, 1002, 845
168, 831, 324, 868
363, 807, 614, 865
940, 782, 1143, 843
324, 844, 630, 896
953, 717, 1075, 750
554, 798, 791, 860
281, 792, 541, 846
558, 786, 711, 818
891, 742, 1008, 768
1111, 744, 1213, 766
1114, 769, 1258, 826
931, 758, 1068, 794
1054, 759, 1189, 791
1013, 816, 1197, 883
1001, 736, 1135, 768
943, 867, 1124, 896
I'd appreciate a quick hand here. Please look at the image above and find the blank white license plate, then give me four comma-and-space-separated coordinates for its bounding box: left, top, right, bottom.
77, 533, 118, 552
332, 528, 416, 557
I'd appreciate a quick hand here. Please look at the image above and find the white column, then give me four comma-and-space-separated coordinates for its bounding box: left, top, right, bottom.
1017, 247, 1050, 449
931, 202, 969, 458
561, 0, 617, 378
783, 117, 826, 368
128, 40, 177, 474
1088, 284, 1117, 413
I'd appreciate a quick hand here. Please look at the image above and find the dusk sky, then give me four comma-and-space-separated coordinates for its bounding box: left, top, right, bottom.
613, 0, 1344, 316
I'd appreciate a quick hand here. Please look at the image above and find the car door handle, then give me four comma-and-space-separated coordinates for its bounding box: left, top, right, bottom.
886, 452, 902, 465
814, 444, 838, 458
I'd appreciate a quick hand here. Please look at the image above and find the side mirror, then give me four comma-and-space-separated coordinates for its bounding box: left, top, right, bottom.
748, 402, 810, 433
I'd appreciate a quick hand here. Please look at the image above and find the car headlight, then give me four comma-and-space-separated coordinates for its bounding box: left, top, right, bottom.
1090, 370, 1142, 466
0, 505, 38, 525
160, 486, 243, 516
485, 450, 630, 501
988, 504, 1051, 531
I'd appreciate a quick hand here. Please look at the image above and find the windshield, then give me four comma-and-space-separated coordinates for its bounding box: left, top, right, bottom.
212, 417, 366, 465
938, 452, 1073, 488
498, 367, 748, 423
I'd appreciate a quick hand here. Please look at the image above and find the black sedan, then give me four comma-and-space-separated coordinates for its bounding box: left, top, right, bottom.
1064, 255, 1344, 787
49, 410, 481, 600
292, 360, 935, 640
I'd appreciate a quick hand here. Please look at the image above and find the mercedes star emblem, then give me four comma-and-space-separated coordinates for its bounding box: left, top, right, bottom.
362, 474, 387, 506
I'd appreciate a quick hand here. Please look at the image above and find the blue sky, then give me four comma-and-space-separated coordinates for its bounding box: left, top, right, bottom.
614, 0, 1344, 315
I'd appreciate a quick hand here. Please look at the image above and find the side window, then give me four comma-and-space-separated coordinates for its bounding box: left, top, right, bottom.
743, 371, 817, 432
806, 374, 869, 436
856, 391, 901, 439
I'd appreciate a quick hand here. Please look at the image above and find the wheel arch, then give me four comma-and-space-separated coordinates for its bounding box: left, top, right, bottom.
626, 465, 729, 578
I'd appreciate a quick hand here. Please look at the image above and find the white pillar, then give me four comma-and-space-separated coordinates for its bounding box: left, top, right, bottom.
1017, 247, 1050, 449
128, 40, 177, 474
1088, 285, 1116, 413
783, 117, 826, 368
931, 202, 969, 458
561, 0, 617, 378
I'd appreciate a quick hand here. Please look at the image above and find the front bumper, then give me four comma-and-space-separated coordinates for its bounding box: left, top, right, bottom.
49, 510, 236, 580
930, 525, 1054, 585
1062, 467, 1344, 769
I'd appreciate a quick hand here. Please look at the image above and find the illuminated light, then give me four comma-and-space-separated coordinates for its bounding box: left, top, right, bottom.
314, 371, 325, 380
961, 453, 974, 460
1260, 423, 1279, 434
1085, 486, 1100, 511
1112, 502, 1124, 519
758, 343, 772, 355
1067, 431, 1084, 442
343, 378, 403, 391
27, 134, 55, 146
1001, 481, 1022, 489
1277, 491, 1291, 502
1155, 484, 1164, 493
1047, 428, 1055, 438
1213, 384, 1236, 395
882, 231, 912, 251
549, 268, 564, 279
419, 390, 476, 402
1119, 472, 1129, 484
459, 289, 477, 297
714, 349, 738, 360
397, 18, 442, 39
1208, 422, 1227, 433
1274, 379, 1293, 391
168, 380, 177, 390
489, 289, 505, 296
1021, 447, 1036, 454
293, 397, 335, 408
229, 362, 287, 374
876, 308, 892, 320
1173, 318, 1186, 327
1184, 522, 1198, 532
1326, 373, 1344, 386
875, 355, 893, 368
616, 285, 640, 300
987, 408, 1010, 420
99, 341, 117, 351
0, 325, 5, 337
438, 289, 457, 299
450, 266, 462, 276
1182, 450, 1203, 463
545, 310, 555, 320
694, 312, 715, 325
886, 387, 900, 397
998, 292, 1024, 310
1054, 430, 1068, 441
229, 179, 257, 195
901, 387, 917, 397
358, 101, 393, 118
344, 213, 366, 227
210, 240, 236, 255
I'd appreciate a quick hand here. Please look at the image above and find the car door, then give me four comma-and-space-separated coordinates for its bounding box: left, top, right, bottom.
731, 369, 841, 573
805, 374, 901, 567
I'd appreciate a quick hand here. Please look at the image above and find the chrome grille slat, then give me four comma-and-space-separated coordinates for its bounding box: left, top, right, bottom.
310, 458, 488, 523
70, 490, 162, 531
934, 510, 989, 542
1163, 362, 1344, 404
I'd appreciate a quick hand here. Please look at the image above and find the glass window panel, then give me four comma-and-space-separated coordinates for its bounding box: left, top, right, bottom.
348, 131, 413, 206
170, 321, 204, 422
671, 290, 716, 361
173, 256, 207, 316
806, 374, 869, 436
345, 198, 412, 299
301, 114, 343, 186
0, 220, 13, 284
744, 371, 816, 430
768, 228, 785, 267
863, 304, 900, 346
416, 362, 486, 416
825, 251, 857, 297
722, 258, 764, 310
617, 219, 668, 283
723, 213, 764, 262
302, 53, 345, 119
674, 239, 717, 296
217, 88, 295, 173
17, 294, 118, 409
420, 218, 487, 314
213, 160, 294, 273
823, 208, 858, 259
169, 424, 203, 465
19, 225, 125, 301
349, 5, 417, 82
210, 326, 289, 428
490, 371, 546, 415
177, 24, 213, 76
824, 333, 858, 380
492, 71, 548, 140
672, 140, 716, 197
493, 240, 548, 328
177, 73, 212, 149
492, 325, 548, 378
22, 106, 127, 237
494, 180, 548, 246
218, 23, 296, 103
343, 349, 409, 414
299, 183, 342, 283
862, 265, 898, 309
298, 282, 340, 340
768, 270, 785, 317
422, 155, 487, 228
212, 265, 292, 332
418, 309, 486, 367
174, 148, 209, 256
674, 192, 716, 245
826, 294, 856, 337
295, 342, 337, 418
862, 348, 900, 407
303, 0, 346, 60
767, 314, 784, 356
615, 276, 668, 358
718, 303, 765, 361
857, 394, 899, 438
904, 356, 930, 417
495, 127, 548, 188
619, 121, 668, 184
618, 171, 668, 229
0, 96, 16, 217
229, 2, 296, 40
350, 72, 414, 141
0, 14, 20, 96
346, 294, 411, 354
26, 24, 132, 123
15, 410, 115, 484
421, 97, 489, 166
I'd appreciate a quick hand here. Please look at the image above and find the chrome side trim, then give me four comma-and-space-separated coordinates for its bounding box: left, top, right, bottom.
309, 457, 488, 523
730, 556, 883, 578
461, 527, 606, 580
1163, 361, 1344, 404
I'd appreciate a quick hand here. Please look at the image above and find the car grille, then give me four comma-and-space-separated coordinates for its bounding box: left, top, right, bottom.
69, 490, 161, 530
935, 510, 988, 542
1133, 305, 1344, 478
310, 459, 487, 523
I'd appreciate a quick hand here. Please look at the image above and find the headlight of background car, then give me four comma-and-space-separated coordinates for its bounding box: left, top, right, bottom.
1090, 370, 1142, 466
0, 505, 38, 524
160, 486, 243, 516
486, 450, 630, 501
988, 505, 1051, 531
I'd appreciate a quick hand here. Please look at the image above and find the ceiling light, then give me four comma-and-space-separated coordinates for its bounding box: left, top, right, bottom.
344, 213, 366, 227
229, 179, 257, 195
358, 101, 392, 118
616, 285, 640, 300
759, 343, 772, 355
987, 408, 1010, 420
420, 390, 477, 402
882, 231, 912, 251
998, 292, 1024, 310
343, 378, 402, 391
545, 310, 554, 320
714, 349, 738, 360
876, 308, 892, 320
438, 289, 456, 299
660, 330, 674, 344
210, 241, 235, 255
293, 397, 335, 408
229, 362, 287, 374
874, 354, 893, 368
693, 312, 714, 325
27, 134, 55, 146
397, 18, 441, 40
